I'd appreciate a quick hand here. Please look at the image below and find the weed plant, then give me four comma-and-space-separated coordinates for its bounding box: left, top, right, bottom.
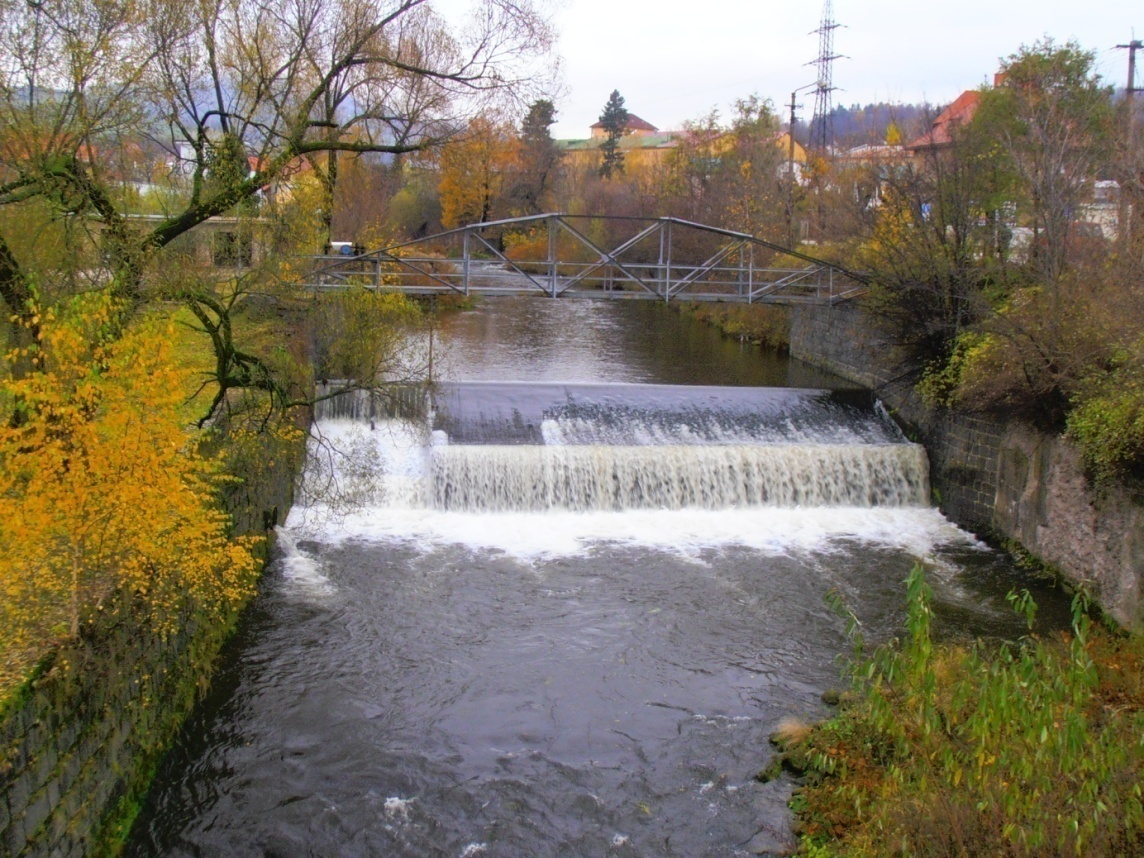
793, 565, 1143, 856
678, 302, 791, 353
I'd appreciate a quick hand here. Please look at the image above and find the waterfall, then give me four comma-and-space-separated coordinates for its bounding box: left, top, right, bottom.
312, 382, 428, 422
430, 443, 928, 511
305, 382, 931, 515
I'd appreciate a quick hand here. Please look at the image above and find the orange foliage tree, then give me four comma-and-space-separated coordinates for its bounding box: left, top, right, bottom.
437, 115, 519, 228
0, 293, 261, 693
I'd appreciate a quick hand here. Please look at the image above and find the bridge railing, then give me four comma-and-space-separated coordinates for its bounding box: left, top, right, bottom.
306, 257, 861, 303
302, 214, 868, 305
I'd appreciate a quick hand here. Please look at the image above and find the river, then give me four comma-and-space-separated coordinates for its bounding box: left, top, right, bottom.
126, 298, 1069, 857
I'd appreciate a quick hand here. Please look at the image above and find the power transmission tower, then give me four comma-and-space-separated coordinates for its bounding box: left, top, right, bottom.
808, 0, 841, 154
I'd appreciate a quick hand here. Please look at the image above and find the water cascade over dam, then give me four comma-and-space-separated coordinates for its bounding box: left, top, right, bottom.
130, 300, 1062, 858
311, 381, 929, 514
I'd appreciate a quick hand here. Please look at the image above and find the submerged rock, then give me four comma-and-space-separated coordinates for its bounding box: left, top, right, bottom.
747, 779, 798, 855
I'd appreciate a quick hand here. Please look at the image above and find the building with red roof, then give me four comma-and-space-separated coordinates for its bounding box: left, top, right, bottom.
906, 90, 982, 153
589, 114, 659, 139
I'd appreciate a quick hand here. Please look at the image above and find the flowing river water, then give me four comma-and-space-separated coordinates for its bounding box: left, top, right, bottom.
127, 299, 1070, 857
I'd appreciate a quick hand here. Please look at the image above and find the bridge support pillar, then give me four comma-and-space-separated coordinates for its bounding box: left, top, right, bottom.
547, 216, 558, 297
747, 243, 755, 304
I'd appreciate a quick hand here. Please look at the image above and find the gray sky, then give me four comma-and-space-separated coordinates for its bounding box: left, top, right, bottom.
538, 0, 1140, 138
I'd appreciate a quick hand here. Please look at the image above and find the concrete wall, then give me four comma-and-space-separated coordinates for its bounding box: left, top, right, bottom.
0, 428, 305, 857
791, 301, 1143, 629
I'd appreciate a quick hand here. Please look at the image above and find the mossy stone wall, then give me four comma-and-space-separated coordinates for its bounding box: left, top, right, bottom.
0, 426, 305, 856
791, 301, 1143, 629
2, 605, 234, 856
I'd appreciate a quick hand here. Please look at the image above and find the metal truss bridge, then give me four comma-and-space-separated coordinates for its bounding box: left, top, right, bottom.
304, 213, 868, 305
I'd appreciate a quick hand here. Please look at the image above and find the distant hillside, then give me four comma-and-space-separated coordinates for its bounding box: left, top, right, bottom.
790, 102, 941, 148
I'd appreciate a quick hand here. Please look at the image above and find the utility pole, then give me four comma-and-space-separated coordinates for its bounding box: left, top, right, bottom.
787, 90, 799, 248
1115, 39, 1141, 242
786, 85, 816, 247
1117, 38, 1141, 101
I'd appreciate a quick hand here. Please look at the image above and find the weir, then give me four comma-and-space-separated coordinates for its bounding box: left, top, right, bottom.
313, 380, 929, 513
430, 444, 927, 512
136, 301, 1034, 858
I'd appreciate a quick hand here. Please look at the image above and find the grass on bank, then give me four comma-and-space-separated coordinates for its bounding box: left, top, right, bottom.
785, 565, 1143, 857
677, 302, 791, 352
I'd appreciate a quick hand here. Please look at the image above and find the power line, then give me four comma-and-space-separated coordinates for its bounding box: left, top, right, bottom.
808, 0, 843, 154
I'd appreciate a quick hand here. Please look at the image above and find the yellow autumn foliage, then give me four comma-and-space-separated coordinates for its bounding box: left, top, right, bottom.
437, 115, 518, 229
1, 293, 261, 695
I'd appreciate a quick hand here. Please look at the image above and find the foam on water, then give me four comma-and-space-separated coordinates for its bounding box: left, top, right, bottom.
383, 797, 414, 821
538, 410, 894, 446
286, 419, 975, 562
274, 528, 335, 595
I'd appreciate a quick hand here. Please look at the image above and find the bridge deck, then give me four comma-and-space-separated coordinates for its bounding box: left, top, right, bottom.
301, 214, 868, 305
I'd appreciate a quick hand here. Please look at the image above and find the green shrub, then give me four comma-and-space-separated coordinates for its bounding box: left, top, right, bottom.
916, 331, 988, 408
679, 302, 791, 352
1066, 347, 1144, 486
792, 565, 1144, 856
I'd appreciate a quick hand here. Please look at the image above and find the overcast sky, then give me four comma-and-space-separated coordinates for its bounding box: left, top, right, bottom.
532, 0, 1140, 138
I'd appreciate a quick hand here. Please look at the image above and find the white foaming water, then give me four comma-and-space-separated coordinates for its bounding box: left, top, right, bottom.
274, 528, 335, 595
540, 413, 891, 446
539, 418, 566, 445
383, 797, 414, 821
286, 419, 975, 562
431, 443, 928, 511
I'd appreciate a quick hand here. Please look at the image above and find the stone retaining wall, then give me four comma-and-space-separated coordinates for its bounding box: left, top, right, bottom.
1, 608, 220, 857
791, 302, 1143, 629
0, 427, 305, 857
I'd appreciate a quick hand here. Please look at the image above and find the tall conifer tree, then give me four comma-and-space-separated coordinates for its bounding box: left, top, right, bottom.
598, 90, 629, 179
512, 99, 562, 213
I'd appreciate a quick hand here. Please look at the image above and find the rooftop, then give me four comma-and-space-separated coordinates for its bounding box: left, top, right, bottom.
906, 90, 981, 150
589, 113, 658, 134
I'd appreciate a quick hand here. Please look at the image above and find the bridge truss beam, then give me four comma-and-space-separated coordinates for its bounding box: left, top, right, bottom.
305, 214, 868, 305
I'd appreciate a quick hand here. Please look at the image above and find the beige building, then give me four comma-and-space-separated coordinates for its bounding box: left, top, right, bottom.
559, 120, 808, 177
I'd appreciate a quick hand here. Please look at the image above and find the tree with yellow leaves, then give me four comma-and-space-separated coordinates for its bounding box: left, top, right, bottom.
0, 292, 261, 694
437, 115, 519, 228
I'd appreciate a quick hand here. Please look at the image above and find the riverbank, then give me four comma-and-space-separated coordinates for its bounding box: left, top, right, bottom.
788, 300, 1142, 631
0, 301, 309, 857
673, 302, 792, 354
774, 298, 1144, 855
781, 566, 1143, 856
0, 426, 305, 857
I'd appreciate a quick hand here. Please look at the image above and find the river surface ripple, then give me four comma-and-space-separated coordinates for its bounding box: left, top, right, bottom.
126, 299, 1069, 857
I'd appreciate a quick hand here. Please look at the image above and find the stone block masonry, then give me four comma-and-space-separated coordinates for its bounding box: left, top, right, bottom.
0, 423, 306, 856
791, 302, 1143, 629
1, 613, 212, 857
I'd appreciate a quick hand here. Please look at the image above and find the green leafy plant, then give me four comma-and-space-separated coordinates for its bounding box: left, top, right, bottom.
792, 565, 1143, 856
1066, 346, 1144, 486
